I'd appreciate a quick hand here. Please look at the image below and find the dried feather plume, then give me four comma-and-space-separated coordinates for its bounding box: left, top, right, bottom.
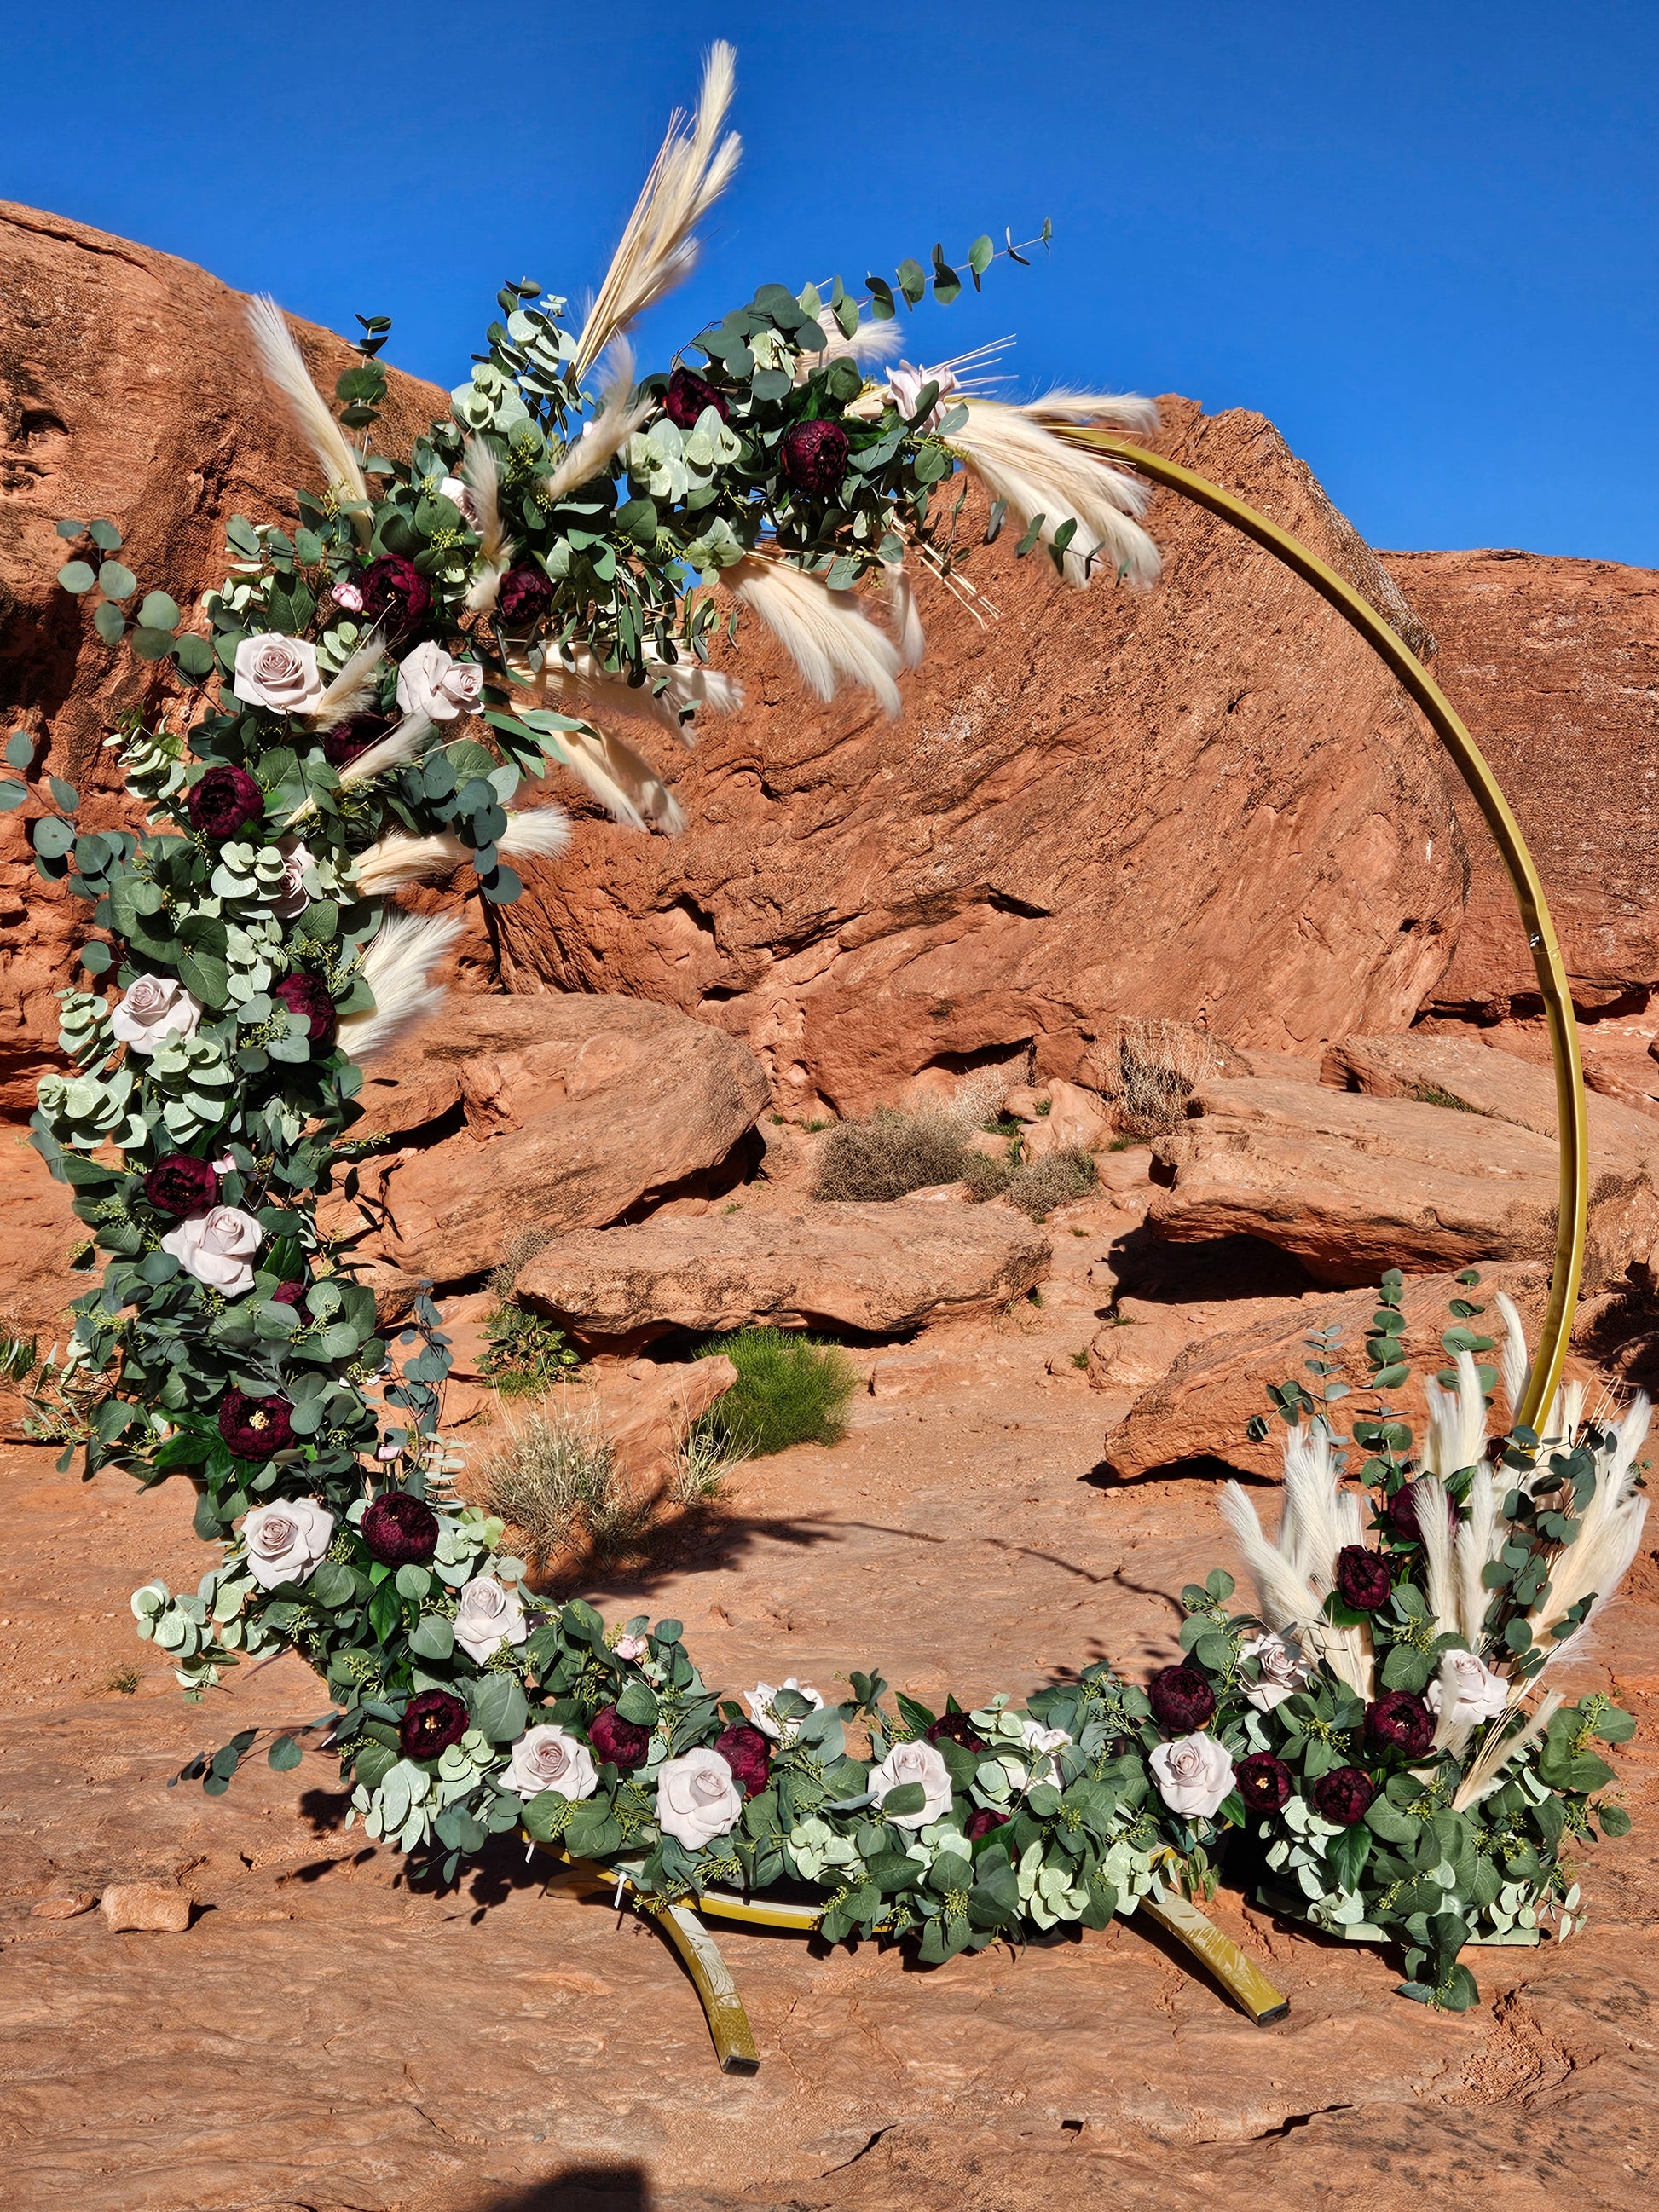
283, 713, 439, 829
727, 557, 902, 715
522, 719, 685, 835
951, 391, 1163, 588
353, 807, 571, 895
462, 438, 516, 614
512, 642, 743, 739
542, 341, 650, 507
309, 632, 386, 731
245, 296, 371, 541
572, 44, 740, 382
338, 911, 465, 1062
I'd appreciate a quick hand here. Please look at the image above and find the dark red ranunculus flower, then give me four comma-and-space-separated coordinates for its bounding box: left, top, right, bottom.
1334, 1544, 1394, 1612
321, 712, 391, 769
1147, 1664, 1218, 1733
271, 1279, 307, 1307
964, 1808, 1010, 1841
217, 1389, 294, 1458
780, 419, 849, 497
1234, 1752, 1294, 1814
496, 563, 555, 627
361, 1492, 440, 1566
1312, 1765, 1375, 1827
188, 765, 266, 842
1365, 1690, 1436, 1760
589, 1703, 650, 1774
925, 1708, 986, 1751
143, 1154, 220, 1219
358, 555, 432, 637
1384, 1481, 1424, 1542
664, 367, 729, 429
273, 972, 337, 1046
399, 1689, 470, 1761
713, 1721, 772, 1799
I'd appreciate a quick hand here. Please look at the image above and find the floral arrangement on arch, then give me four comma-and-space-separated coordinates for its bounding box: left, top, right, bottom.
11, 45, 1639, 2017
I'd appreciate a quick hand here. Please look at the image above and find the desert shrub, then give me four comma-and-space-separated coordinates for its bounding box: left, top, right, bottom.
1110, 1019, 1224, 1135
476, 1299, 583, 1399
477, 1401, 640, 1568
488, 1227, 557, 1298
693, 1326, 858, 1456
671, 1419, 749, 1505
812, 1106, 969, 1202
964, 1145, 1097, 1220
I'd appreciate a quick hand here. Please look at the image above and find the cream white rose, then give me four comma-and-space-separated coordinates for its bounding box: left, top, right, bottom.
1150, 1732, 1234, 1820
453, 1574, 529, 1664
1427, 1649, 1510, 1728
269, 838, 316, 921
241, 1497, 333, 1590
885, 359, 961, 435
111, 974, 203, 1055
395, 640, 484, 723
233, 632, 323, 714
656, 1746, 743, 1850
743, 1678, 824, 1743
160, 1204, 263, 1297
868, 1737, 953, 1829
1020, 1717, 1073, 1771
503, 1724, 598, 1803
1240, 1632, 1315, 1712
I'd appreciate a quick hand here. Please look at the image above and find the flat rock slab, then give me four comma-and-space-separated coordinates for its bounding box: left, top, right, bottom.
1147, 1074, 1658, 1290
319, 994, 769, 1289
516, 1200, 1051, 1343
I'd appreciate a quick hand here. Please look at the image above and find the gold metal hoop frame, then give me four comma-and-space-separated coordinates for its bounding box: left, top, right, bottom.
534, 440, 1591, 2071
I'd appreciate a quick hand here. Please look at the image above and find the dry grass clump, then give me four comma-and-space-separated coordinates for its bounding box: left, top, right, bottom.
811, 1066, 1016, 1203
1108, 1019, 1224, 1135
476, 1399, 644, 1569
964, 1145, 1099, 1220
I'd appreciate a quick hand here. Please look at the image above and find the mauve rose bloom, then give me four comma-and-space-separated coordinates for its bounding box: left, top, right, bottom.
503, 1724, 598, 1802
964, 1808, 1009, 1841
142, 1155, 220, 1220
273, 973, 337, 1045
218, 1389, 295, 1458
361, 1493, 439, 1567
453, 1574, 529, 1665
400, 1689, 470, 1761
1427, 1649, 1510, 1729
111, 974, 204, 1055
321, 712, 391, 769
358, 555, 432, 637
496, 564, 554, 627
232, 633, 323, 716
614, 1634, 649, 1662
1312, 1765, 1375, 1826
656, 1746, 743, 1850
241, 1496, 333, 1591
160, 1204, 263, 1297
395, 639, 484, 724
780, 419, 850, 496
1335, 1544, 1394, 1612
925, 1708, 986, 1752
269, 839, 315, 921
665, 367, 728, 428
1234, 1751, 1293, 1814
1365, 1690, 1436, 1759
713, 1721, 772, 1799
1240, 1632, 1315, 1712
1147, 1664, 1217, 1733
869, 1738, 953, 1830
589, 1704, 650, 1773
188, 764, 267, 842
1149, 1732, 1234, 1820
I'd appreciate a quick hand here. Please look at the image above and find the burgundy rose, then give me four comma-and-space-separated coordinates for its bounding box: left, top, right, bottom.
273, 973, 337, 1046
780, 419, 849, 497
271, 1279, 307, 1308
143, 1154, 220, 1220
589, 1703, 650, 1774
664, 367, 729, 429
1334, 1544, 1394, 1613
217, 1388, 294, 1459
399, 1689, 470, 1762
1147, 1664, 1217, 1733
496, 563, 554, 627
361, 1492, 439, 1567
713, 1721, 772, 1799
1365, 1689, 1436, 1760
321, 712, 391, 770
1234, 1752, 1293, 1814
1384, 1481, 1424, 1542
964, 1808, 1009, 1841
1312, 1765, 1375, 1827
188, 764, 265, 842
925, 1708, 986, 1751
358, 555, 432, 638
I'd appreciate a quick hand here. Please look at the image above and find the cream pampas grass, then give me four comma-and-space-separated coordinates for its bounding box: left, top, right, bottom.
462, 438, 516, 613
338, 712, 438, 788
523, 719, 685, 835
727, 557, 902, 715
888, 569, 925, 670
1422, 1350, 1489, 1479
1219, 1469, 1373, 1699
309, 633, 386, 730
571, 45, 740, 382
951, 392, 1163, 588
245, 297, 371, 540
542, 342, 650, 507
338, 912, 465, 1062
512, 644, 743, 737
794, 316, 905, 380
1453, 1695, 1565, 1813
1413, 1473, 1461, 1640
352, 807, 571, 895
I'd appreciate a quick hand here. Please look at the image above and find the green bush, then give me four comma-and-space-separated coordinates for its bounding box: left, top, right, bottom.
477, 1300, 583, 1399
693, 1326, 858, 1457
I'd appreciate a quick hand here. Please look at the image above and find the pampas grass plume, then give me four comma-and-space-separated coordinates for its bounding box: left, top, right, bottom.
245, 296, 371, 539
338, 911, 464, 1062
728, 557, 903, 715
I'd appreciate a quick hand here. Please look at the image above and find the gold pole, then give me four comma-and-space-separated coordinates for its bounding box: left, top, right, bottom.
648, 1899, 762, 2074
1138, 1893, 1289, 2024
1057, 428, 1589, 1432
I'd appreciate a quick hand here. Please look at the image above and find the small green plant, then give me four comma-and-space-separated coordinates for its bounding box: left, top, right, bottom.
105, 1665, 141, 1695
1408, 1082, 1476, 1113
477, 1301, 582, 1400
1070, 1348, 1090, 1370
693, 1326, 858, 1457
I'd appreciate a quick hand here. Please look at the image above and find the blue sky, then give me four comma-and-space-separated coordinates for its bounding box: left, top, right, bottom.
8, 3, 1655, 562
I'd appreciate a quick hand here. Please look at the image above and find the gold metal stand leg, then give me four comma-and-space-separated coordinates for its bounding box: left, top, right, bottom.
1138, 1892, 1290, 2024
646, 1897, 762, 2074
